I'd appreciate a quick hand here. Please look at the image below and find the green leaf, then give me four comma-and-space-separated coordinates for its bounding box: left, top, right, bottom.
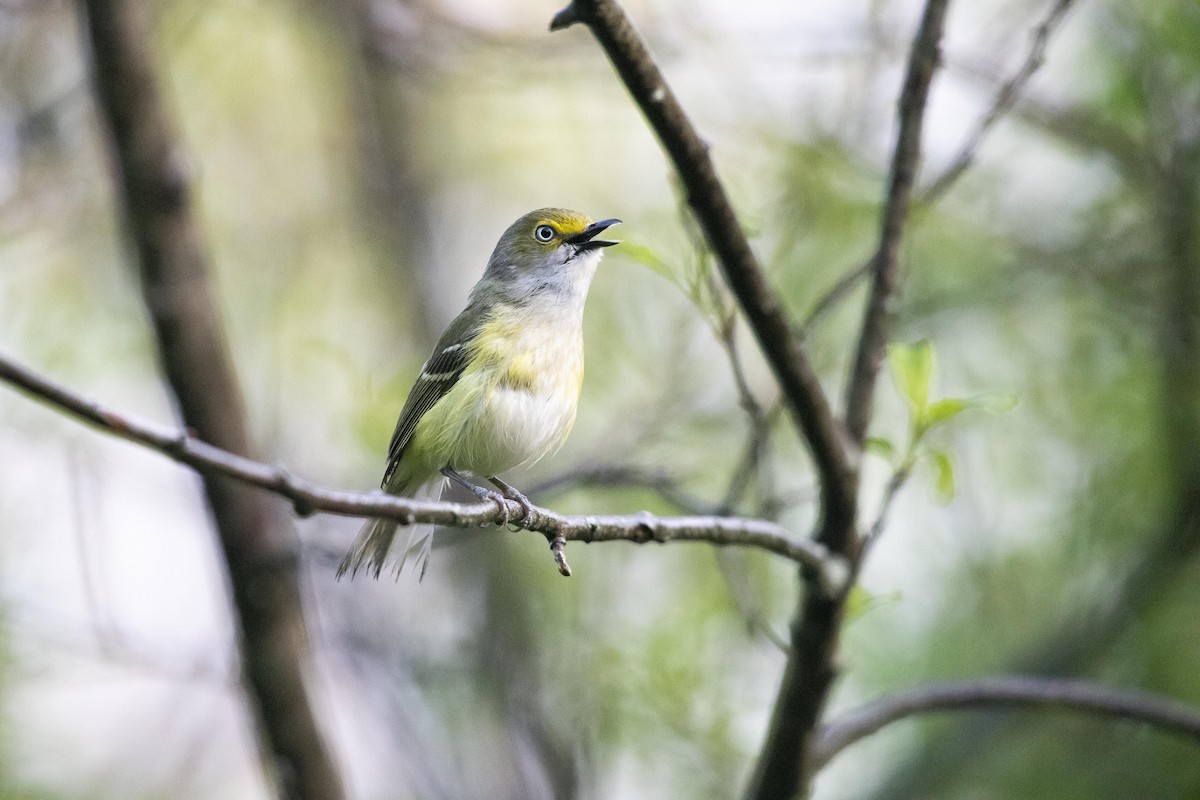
845, 586, 903, 623
887, 339, 934, 417
923, 394, 1016, 432
972, 392, 1018, 415
865, 436, 896, 462
619, 242, 681, 287
844, 585, 873, 622
925, 397, 968, 429
930, 450, 955, 503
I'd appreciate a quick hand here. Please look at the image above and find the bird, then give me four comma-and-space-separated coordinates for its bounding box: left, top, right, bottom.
338, 208, 621, 579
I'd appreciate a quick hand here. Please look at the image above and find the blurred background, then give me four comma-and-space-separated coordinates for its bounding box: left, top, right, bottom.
1, 0, 1198, 798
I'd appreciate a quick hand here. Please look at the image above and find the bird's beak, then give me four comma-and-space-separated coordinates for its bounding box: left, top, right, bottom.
566, 218, 622, 250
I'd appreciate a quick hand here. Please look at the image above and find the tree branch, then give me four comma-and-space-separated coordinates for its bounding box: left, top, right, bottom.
550, 0, 856, 528
815, 676, 1200, 768
76, 2, 344, 797
844, 0, 951, 448
0, 352, 844, 587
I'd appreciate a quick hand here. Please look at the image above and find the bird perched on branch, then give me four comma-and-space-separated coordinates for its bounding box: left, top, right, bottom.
338, 208, 621, 579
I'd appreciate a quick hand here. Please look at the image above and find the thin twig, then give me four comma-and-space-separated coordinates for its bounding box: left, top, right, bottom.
0, 353, 845, 588
859, 462, 914, 561
722, 315, 766, 427
815, 676, 1200, 768
802, 1, 1077, 338
714, 308, 787, 516
718, 404, 785, 516
801, 259, 873, 334
920, 0, 1078, 203
529, 464, 718, 516
843, 0, 951, 452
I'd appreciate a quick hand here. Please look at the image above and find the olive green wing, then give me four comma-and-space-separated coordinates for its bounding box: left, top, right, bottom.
381, 307, 484, 488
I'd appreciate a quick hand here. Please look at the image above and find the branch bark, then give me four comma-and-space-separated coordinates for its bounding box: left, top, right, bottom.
0, 352, 843, 584
76, 2, 344, 798
815, 676, 1200, 768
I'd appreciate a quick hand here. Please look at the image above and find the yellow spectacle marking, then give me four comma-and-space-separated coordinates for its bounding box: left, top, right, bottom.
533, 209, 591, 238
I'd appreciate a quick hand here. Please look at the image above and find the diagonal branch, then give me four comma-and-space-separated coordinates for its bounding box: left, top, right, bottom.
0, 353, 844, 586
844, 0, 952, 449
815, 676, 1200, 768
550, 0, 855, 529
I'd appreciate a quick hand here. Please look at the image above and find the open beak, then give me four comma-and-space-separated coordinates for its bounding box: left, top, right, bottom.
566, 218, 622, 250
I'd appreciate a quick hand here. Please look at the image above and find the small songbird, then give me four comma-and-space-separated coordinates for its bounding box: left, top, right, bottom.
339, 208, 621, 579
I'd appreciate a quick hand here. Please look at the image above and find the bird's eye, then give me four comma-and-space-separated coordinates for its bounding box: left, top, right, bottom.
534, 224, 555, 243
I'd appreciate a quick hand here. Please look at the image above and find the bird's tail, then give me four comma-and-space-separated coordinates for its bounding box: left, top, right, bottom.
336, 475, 439, 581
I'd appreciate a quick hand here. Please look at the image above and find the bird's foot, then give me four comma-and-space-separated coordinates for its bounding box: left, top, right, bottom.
487, 475, 535, 527
441, 468, 525, 526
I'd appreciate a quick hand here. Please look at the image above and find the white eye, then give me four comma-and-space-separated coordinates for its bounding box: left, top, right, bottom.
534, 224, 555, 242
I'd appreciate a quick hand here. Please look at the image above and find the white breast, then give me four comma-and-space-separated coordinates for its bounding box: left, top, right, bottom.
443, 321, 584, 478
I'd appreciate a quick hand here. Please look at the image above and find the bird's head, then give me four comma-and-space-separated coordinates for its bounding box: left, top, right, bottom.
479, 208, 621, 303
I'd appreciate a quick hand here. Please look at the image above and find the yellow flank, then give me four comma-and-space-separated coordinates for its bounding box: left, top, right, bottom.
498, 353, 539, 391
400, 303, 585, 482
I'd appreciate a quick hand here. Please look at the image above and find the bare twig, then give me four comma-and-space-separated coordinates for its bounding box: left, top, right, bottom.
0, 353, 844, 586
529, 463, 718, 516
843, 0, 950, 450
857, 462, 914, 565
803, 2, 1076, 338
551, 0, 856, 529
920, 0, 1078, 203
76, 2, 344, 798
549, 534, 571, 576
801, 259, 872, 334
718, 404, 785, 516
721, 314, 764, 425
815, 676, 1200, 768
713, 303, 789, 516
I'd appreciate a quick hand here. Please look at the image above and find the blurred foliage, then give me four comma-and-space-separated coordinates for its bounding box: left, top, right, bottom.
0, 0, 1198, 799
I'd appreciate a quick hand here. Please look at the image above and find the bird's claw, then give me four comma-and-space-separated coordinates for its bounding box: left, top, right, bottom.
487, 489, 512, 526
488, 477, 534, 527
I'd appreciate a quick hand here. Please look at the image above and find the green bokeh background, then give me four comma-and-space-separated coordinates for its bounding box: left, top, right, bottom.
0, 1, 1197, 798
